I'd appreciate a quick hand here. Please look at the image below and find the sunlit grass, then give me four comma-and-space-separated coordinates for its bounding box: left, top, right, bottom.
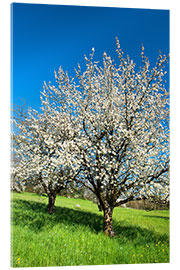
11, 192, 169, 267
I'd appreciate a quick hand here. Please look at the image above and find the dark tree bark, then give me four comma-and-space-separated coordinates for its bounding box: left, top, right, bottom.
48, 193, 56, 214
103, 203, 115, 237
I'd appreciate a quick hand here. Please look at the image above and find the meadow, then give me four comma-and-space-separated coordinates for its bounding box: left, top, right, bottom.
11, 192, 169, 267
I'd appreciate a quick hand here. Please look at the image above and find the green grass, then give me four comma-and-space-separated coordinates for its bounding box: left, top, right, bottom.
11, 192, 169, 267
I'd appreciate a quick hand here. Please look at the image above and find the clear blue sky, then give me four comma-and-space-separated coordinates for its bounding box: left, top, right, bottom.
11, 3, 169, 110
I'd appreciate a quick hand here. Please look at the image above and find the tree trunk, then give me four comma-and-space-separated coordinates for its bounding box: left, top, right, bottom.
48, 194, 56, 214
103, 205, 115, 237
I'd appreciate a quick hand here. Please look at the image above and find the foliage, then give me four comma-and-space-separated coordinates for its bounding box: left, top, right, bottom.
12, 39, 169, 234
126, 199, 169, 211
42, 39, 169, 234
11, 101, 79, 213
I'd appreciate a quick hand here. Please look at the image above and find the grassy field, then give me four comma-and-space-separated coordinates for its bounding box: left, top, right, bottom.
11, 192, 169, 267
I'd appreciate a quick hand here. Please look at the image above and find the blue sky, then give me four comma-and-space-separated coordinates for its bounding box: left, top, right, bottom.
11, 3, 169, 110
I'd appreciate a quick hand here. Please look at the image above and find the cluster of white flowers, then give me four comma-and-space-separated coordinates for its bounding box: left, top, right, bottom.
12, 38, 169, 209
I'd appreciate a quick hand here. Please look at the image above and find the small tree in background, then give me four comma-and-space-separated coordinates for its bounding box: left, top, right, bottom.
12, 96, 80, 214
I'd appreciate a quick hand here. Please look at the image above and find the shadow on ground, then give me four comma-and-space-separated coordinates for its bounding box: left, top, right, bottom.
12, 199, 104, 233
144, 215, 169, 220
11, 199, 169, 244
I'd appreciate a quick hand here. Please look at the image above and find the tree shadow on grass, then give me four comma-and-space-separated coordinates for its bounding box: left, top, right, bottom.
143, 215, 169, 220
11, 199, 104, 233
11, 199, 169, 245
114, 223, 169, 245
